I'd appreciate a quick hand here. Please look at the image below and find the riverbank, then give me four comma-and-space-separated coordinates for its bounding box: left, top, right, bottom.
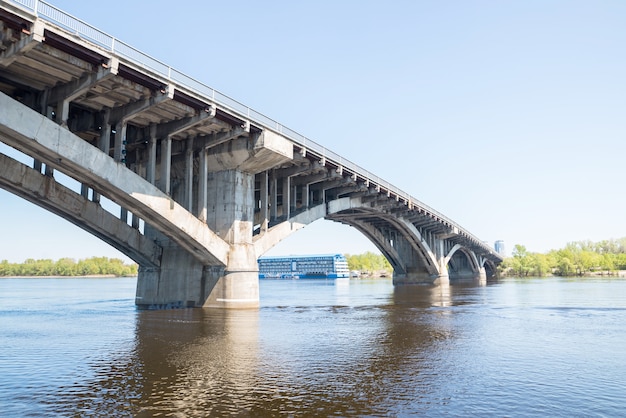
0, 274, 134, 279
587, 270, 626, 277
500, 270, 626, 278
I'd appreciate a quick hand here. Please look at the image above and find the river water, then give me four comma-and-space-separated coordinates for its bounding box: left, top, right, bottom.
1, 276, 624, 417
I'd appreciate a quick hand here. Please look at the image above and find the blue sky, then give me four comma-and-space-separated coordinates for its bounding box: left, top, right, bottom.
1, 0, 625, 262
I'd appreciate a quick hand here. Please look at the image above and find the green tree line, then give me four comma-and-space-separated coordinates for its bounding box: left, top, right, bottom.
500, 238, 626, 277
0, 257, 138, 277
345, 251, 392, 276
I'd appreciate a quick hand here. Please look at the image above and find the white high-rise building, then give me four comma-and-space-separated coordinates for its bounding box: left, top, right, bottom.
494, 240, 506, 256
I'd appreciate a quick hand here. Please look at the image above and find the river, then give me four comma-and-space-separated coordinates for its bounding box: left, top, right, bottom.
1, 276, 624, 417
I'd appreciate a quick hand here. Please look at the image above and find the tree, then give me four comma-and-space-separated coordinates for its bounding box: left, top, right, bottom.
345, 252, 392, 276
502, 237, 626, 277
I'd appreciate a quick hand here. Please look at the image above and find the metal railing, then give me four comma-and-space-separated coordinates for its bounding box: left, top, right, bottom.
4, 0, 498, 256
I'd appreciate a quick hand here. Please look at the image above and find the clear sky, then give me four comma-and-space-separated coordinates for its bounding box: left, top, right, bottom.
1, 0, 625, 262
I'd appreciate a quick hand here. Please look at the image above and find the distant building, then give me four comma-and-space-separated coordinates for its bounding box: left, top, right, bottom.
494, 240, 506, 256
258, 254, 350, 279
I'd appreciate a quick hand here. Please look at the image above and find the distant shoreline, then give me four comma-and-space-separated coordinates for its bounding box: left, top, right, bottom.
0, 274, 135, 279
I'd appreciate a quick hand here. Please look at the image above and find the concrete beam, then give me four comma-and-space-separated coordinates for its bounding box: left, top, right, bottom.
290, 171, 335, 187
206, 129, 293, 173
327, 196, 440, 277
342, 219, 406, 274
0, 18, 44, 67
109, 84, 175, 123
198, 125, 247, 150
274, 162, 318, 179
0, 152, 162, 267
253, 204, 326, 256
47, 57, 119, 105
0, 91, 230, 266
155, 105, 216, 138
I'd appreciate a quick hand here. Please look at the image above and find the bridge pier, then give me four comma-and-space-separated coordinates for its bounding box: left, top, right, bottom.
135, 168, 260, 309
393, 272, 449, 286
134, 242, 259, 309
135, 235, 205, 309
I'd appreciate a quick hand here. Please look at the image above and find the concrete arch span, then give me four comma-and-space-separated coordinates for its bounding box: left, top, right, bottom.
444, 244, 499, 282
445, 244, 481, 281
326, 197, 446, 284
254, 196, 444, 283
0, 93, 231, 266
0, 152, 162, 267
0, 92, 244, 309
252, 203, 327, 257
325, 196, 500, 284
331, 212, 441, 278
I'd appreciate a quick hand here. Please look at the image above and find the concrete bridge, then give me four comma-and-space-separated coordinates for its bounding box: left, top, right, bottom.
0, 1, 502, 308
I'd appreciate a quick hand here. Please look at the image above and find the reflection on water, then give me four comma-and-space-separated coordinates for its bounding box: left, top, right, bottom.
1, 277, 626, 416
135, 309, 261, 416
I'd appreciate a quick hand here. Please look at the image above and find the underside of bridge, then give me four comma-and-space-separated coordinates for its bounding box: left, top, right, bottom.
0, 2, 502, 309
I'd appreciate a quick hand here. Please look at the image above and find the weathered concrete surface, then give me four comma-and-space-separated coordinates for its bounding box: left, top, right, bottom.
253, 204, 327, 256
328, 196, 448, 284
0, 91, 230, 266
393, 272, 449, 286
204, 169, 259, 309
206, 131, 293, 173
0, 153, 162, 267
133, 128, 294, 308
135, 233, 205, 308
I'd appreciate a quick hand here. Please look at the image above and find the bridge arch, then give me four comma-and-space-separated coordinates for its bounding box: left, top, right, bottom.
0, 152, 162, 268
326, 205, 441, 280
445, 244, 481, 281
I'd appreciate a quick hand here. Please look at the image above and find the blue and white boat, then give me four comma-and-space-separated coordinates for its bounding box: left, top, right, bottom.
258, 254, 350, 279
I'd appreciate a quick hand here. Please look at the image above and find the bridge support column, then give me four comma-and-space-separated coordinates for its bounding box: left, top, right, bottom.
135, 168, 260, 309
135, 236, 205, 309
135, 130, 292, 309
202, 169, 259, 309
393, 272, 449, 286
477, 266, 487, 285
202, 244, 259, 309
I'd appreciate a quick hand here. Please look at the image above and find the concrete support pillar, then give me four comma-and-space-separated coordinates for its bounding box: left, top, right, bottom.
147, 124, 157, 185
120, 207, 128, 223
135, 129, 292, 310
44, 164, 54, 177
98, 110, 111, 154
56, 99, 70, 127
160, 136, 171, 194
390, 231, 449, 286
184, 137, 194, 211
131, 214, 140, 229
113, 120, 130, 222
203, 169, 258, 309
92, 110, 111, 204
304, 183, 310, 208
197, 148, 208, 222
136, 168, 259, 309
436, 238, 450, 285
135, 237, 205, 309
393, 271, 448, 285
270, 172, 277, 221
113, 121, 126, 163
282, 175, 290, 218
478, 266, 487, 285
259, 170, 269, 232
